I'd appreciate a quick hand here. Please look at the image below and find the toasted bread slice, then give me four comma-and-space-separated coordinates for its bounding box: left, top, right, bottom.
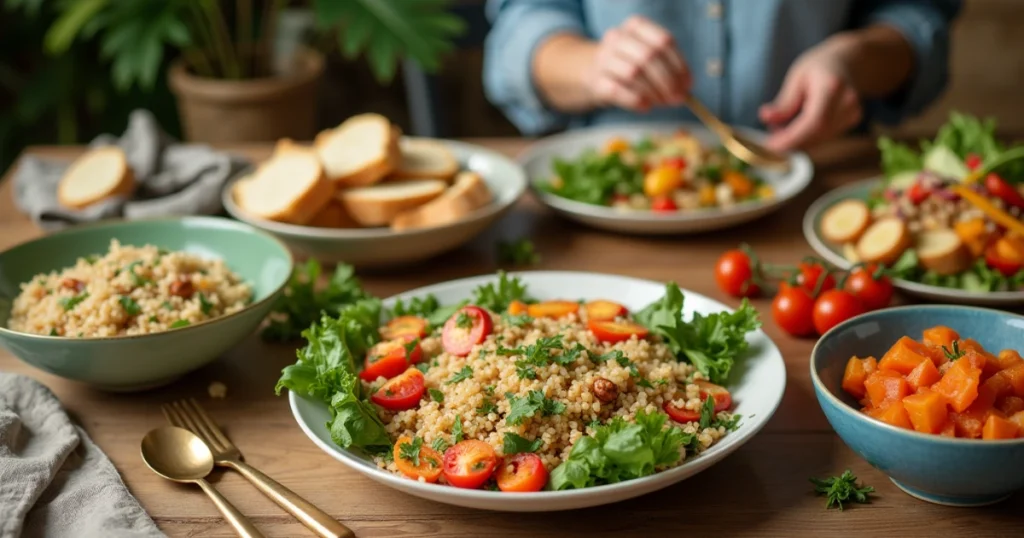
315, 113, 400, 187
390, 171, 493, 232
856, 217, 912, 265
307, 200, 359, 228
390, 138, 459, 181
234, 145, 332, 225
57, 146, 135, 209
821, 200, 871, 244
917, 229, 972, 275
338, 179, 447, 227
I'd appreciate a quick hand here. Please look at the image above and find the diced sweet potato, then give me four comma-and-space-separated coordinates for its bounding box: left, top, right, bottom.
982, 414, 1020, 439
1009, 410, 1024, 432
938, 420, 957, 437
954, 218, 992, 258
998, 395, 1024, 416
959, 339, 992, 371
879, 336, 932, 375
875, 401, 913, 430
906, 359, 941, 392
922, 326, 960, 349
976, 374, 1014, 409
994, 349, 1024, 371
932, 358, 982, 413
842, 357, 877, 399
950, 410, 986, 439
865, 370, 910, 408
903, 391, 948, 434
998, 363, 1024, 397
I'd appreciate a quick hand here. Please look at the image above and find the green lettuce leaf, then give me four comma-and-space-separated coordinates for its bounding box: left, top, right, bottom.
262, 261, 371, 342
877, 137, 922, 179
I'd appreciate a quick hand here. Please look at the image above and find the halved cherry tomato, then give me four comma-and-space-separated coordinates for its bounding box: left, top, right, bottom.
442, 440, 499, 489
795, 261, 835, 293
664, 380, 733, 423
527, 300, 579, 319
966, 153, 983, 171
771, 282, 816, 337
380, 316, 428, 340
371, 368, 425, 410
507, 300, 529, 315
984, 173, 1024, 210
496, 452, 548, 492
812, 289, 866, 335
584, 300, 628, 321
650, 196, 678, 212
663, 401, 701, 423
393, 436, 443, 483
588, 319, 649, 343
714, 249, 761, 298
441, 306, 493, 356
907, 182, 932, 205
843, 264, 894, 311
360, 337, 422, 381
662, 156, 687, 171
985, 241, 1024, 276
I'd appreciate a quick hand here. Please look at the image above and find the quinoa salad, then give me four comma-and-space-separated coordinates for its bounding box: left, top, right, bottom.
7, 240, 252, 338
276, 273, 760, 492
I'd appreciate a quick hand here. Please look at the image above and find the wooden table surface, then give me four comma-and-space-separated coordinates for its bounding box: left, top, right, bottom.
2, 140, 1022, 537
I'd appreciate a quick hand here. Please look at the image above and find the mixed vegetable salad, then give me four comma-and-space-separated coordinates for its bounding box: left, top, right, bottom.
540, 132, 773, 212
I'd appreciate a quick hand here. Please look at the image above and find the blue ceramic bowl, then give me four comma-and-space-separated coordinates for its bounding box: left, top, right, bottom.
810, 305, 1024, 506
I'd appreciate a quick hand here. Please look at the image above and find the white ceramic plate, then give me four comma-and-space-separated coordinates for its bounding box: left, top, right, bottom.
519, 123, 813, 235
289, 271, 786, 511
223, 139, 526, 268
803, 178, 1024, 306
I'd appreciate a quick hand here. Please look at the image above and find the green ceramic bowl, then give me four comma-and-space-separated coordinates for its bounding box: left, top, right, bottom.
0, 217, 293, 391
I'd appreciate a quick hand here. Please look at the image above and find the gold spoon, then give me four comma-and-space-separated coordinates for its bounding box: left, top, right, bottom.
685, 97, 791, 171
141, 427, 264, 538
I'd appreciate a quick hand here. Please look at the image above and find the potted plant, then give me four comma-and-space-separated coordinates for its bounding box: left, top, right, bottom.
23, 0, 464, 144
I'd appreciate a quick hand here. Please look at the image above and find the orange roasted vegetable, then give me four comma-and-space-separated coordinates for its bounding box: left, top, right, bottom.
1009, 410, 1024, 433
931, 358, 982, 413
879, 337, 932, 375
527, 300, 580, 319
922, 326, 960, 349
958, 340, 992, 371
864, 370, 910, 408
507, 300, 529, 316
949, 410, 986, 439
998, 395, 1024, 416
998, 363, 1024, 397
722, 170, 755, 197
905, 358, 941, 392
842, 357, 877, 400
874, 401, 913, 430
938, 420, 957, 437
902, 391, 948, 434
953, 218, 992, 258
994, 349, 1024, 372
982, 414, 1020, 439
603, 137, 630, 154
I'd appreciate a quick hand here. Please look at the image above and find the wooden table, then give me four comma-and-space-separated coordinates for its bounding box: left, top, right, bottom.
2, 140, 1022, 537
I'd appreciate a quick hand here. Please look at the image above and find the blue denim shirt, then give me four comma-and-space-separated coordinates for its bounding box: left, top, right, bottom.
483, 0, 961, 135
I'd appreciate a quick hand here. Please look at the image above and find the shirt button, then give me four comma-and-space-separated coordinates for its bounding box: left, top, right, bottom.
706, 58, 723, 78
707, 2, 723, 19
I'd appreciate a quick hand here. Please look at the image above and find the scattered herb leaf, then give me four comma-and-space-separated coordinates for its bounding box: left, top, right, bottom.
810, 470, 875, 510
503, 432, 543, 454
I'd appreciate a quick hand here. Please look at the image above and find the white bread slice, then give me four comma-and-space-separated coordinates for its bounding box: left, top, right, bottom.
314, 114, 400, 187
821, 200, 871, 244
390, 138, 459, 181
917, 229, 972, 275
307, 200, 359, 228
57, 146, 135, 209
234, 145, 332, 225
856, 217, 912, 265
338, 179, 447, 227
390, 171, 493, 232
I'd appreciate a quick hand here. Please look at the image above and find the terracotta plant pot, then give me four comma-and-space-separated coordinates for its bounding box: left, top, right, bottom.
169, 49, 324, 144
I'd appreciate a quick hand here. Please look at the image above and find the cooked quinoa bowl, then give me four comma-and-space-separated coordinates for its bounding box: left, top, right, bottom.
0, 217, 292, 390
286, 272, 786, 511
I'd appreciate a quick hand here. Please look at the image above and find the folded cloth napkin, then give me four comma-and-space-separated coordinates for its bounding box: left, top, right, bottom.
13, 109, 249, 231
0, 373, 164, 538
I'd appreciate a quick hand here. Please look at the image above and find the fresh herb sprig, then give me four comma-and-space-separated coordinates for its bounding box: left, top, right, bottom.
810, 470, 875, 510
497, 238, 541, 266
262, 261, 370, 342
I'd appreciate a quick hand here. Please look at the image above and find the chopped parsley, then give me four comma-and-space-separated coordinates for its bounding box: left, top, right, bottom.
810, 470, 875, 510
389, 294, 441, 318
170, 320, 191, 328
477, 400, 498, 415
431, 438, 449, 453
471, 271, 531, 312
161, 301, 173, 310
505, 391, 565, 425
484, 385, 495, 395
500, 313, 532, 327
48, 328, 58, 336
452, 415, 464, 444
637, 378, 654, 389
712, 413, 743, 432
496, 238, 541, 266
198, 293, 213, 315
455, 311, 473, 329
399, 437, 425, 466
515, 363, 537, 380
84, 255, 99, 265
503, 432, 543, 455
416, 362, 431, 374
554, 342, 587, 366
446, 366, 474, 385
698, 395, 717, 429
59, 292, 89, 311
428, 388, 445, 403
593, 350, 629, 367
148, 315, 158, 323
126, 261, 152, 287
119, 296, 141, 316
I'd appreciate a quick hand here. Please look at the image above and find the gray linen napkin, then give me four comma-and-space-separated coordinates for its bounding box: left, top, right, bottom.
0, 373, 164, 538
13, 109, 249, 231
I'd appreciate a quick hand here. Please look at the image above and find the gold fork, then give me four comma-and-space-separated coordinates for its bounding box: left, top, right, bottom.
163, 398, 354, 538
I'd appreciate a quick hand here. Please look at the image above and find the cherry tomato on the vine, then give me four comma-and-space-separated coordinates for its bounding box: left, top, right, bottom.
714, 249, 761, 298
771, 282, 816, 337
795, 261, 836, 293
812, 290, 866, 335
843, 265, 894, 311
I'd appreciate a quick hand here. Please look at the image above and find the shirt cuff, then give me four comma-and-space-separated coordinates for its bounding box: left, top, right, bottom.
483, 6, 585, 135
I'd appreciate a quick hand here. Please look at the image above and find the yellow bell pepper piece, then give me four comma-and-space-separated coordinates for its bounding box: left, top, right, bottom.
948, 184, 1024, 238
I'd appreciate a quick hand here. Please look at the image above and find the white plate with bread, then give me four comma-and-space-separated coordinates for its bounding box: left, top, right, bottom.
223, 114, 526, 267
518, 122, 813, 235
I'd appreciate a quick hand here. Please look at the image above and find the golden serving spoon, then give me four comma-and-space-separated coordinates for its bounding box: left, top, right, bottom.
141, 427, 264, 538
685, 97, 791, 171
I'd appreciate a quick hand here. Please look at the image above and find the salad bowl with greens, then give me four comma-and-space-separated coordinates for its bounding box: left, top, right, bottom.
280, 271, 785, 511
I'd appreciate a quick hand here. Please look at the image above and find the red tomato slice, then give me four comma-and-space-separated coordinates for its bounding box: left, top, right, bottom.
664, 380, 733, 424
496, 452, 548, 492
381, 316, 429, 340
584, 300, 628, 321
526, 300, 580, 319
651, 196, 678, 212
587, 319, 649, 343
662, 157, 687, 171
393, 436, 443, 483
985, 242, 1024, 276
360, 338, 423, 381
371, 368, 425, 411
442, 440, 498, 489
663, 401, 700, 423
441, 306, 493, 356
984, 173, 1024, 210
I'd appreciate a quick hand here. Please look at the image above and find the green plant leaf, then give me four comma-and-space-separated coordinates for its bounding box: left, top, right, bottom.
45, 0, 109, 54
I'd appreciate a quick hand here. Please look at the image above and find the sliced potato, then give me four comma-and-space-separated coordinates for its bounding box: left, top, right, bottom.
842, 243, 861, 263
821, 200, 871, 244
856, 217, 912, 265
917, 229, 972, 275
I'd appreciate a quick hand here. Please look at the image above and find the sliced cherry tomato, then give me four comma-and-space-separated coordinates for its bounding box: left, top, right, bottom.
714, 249, 761, 298
496, 452, 548, 492
650, 196, 678, 212
795, 261, 836, 293
584, 300, 628, 321
907, 182, 932, 205
442, 440, 499, 489
812, 290, 866, 335
526, 300, 580, 319
985, 241, 1024, 276
662, 157, 688, 171
360, 338, 422, 381
663, 380, 733, 423
611, 193, 631, 205
371, 368, 425, 410
507, 300, 529, 315
966, 153, 983, 171
771, 282, 816, 337
984, 173, 1024, 210
663, 401, 701, 423
441, 306, 493, 356
588, 319, 649, 343
393, 436, 443, 483
380, 315, 428, 340
843, 265, 894, 311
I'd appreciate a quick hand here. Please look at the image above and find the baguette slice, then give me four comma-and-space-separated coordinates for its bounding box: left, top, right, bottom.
390, 138, 459, 181
307, 200, 359, 228
856, 217, 912, 265
821, 200, 871, 244
338, 179, 447, 227
234, 145, 332, 225
315, 113, 400, 187
57, 146, 135, 209
917, 229, 972, 275
391, 171, 493, 232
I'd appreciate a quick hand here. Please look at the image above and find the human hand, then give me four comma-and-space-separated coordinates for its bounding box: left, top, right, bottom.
585, 16, 691, 112
759, 41, 864, 151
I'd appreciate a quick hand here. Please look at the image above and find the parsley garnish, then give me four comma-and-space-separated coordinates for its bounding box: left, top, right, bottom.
698, 395, 716, 429
484, 385, 495, 395
48, 328, 59, 336
810, 470, 875, 510
515, 363, 537, 380
712, 413, 743, 431
59, 292, 89, 311
126, 261, 152, 287
500, 312, 532, 327
399, 437, 424, 466
431, 438, 449, 453
554, 342, 587, 366
497, 238, 541, 266
161, 301, 173, 310
198, 293, 213, 315
637, 378, 654, 389
503, 432, 543, 454
84, 255, 99, 265
593, 350, 629, 367
148, 315, 158, 323
506, 391, 565, 425
446, 366, 474, 385
471, 271, 531, 312
170, 320, 190, 328
455, 311, 473, 329
452, 415, 464, 444
428, 388, 445, 403
118, 296, 141, 316
389, 294, 441, 318
943, 340, 966, 361
477, 400, 498, 415
416, 362, 431, 374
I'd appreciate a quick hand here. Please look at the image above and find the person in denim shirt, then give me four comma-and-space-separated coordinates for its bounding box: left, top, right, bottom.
483, 1, 961, 151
